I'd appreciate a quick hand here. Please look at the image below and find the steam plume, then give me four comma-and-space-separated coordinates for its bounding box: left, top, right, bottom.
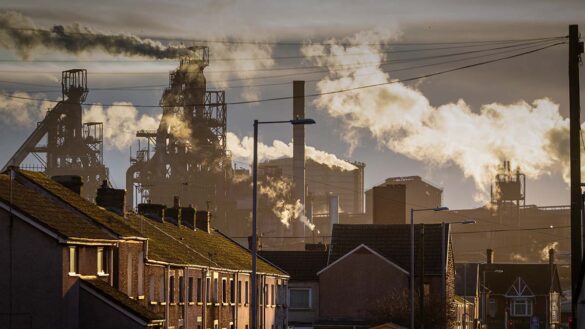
226, 132, 357, 171
259, 176, 315, 231
84, 103, 160, 150
0, 10, 190, 59
0, 91, 52, 126
302, 30, 573, 201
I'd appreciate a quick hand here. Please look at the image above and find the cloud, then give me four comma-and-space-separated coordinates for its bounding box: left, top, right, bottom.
0, 91, 52, 126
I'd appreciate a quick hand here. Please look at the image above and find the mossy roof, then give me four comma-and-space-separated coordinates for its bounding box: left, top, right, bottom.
80, 277, 164, 322
0, 174, 114, 240
125, 213, 287, 275
17, 170, 141, 238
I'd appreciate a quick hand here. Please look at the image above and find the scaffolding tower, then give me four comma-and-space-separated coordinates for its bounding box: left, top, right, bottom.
2, 69, 108, 200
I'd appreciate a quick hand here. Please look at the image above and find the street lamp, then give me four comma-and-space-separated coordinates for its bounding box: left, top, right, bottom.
441, 220, 476, 325
410, 207, 449, 329
251, 118, 315, 329
482, 268, 504, 328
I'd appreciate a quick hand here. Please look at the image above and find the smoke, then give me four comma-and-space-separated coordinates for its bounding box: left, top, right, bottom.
207, 43, 275, 101
226, 132, 357, 171
0, 10, 191, 59
540, 241, 559, 261
0, 91, 53, 126
84, 102, 160, 150
510, 253, 529, 262
302, 30, 572, 201
258, 176, 316, 231
161, 115, 193, 147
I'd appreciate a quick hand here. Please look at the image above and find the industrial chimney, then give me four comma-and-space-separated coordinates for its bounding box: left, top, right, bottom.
293, 80, 306, 239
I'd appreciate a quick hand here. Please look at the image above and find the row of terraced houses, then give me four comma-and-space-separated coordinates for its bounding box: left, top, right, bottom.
0, 168, 289, 329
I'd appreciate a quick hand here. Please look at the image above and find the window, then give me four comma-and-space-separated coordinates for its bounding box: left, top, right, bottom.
488, 298, 497, 318
179, 276, 185, 303
289, 288, 311, 309
160, 275, 166, 302
222, 278, 228, 303
69, 247, 78, 274
271, 285, 275, 306
245, 281, 249, 304
511, 298, 533, 317
237, 281, 242, 304
127, 253, 133, 296
197, 278, 203, 303
97, 247, 105, 274
206, 277, 211, 303
149, 275, 155, 302
264, 284, 268, 307
188, 277, 194, 303
230, 279, 235, 304
170, 276, 175, 303
214, 278, 219, 302
137, 251, 144, 296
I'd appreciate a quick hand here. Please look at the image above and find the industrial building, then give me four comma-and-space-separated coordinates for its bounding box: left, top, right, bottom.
2, 69, 108, 200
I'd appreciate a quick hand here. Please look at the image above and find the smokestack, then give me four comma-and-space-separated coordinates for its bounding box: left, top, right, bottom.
549, 248, 555, 266
52, 175, 83, 195
329, 193, 339, 227
293, 80, 306, 238
486, 248, 494, 265
95, 180, 126, 215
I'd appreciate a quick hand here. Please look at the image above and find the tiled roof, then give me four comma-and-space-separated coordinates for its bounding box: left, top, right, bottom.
479, 263, 562, 295
0, 175, 114, 240
455, 263, 479, 297
124, 213, 286, 275
259, 250, 328, 281
328, 224, 448, 275
80, 277, 164, 323
16, 170, 141, 238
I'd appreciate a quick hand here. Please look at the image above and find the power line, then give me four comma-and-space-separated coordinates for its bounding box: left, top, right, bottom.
0, 41, 566, 108
0, 38, 562, 75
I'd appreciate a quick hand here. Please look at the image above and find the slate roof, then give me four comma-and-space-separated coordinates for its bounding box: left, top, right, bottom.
16, 170, 141, 238
80, 277, 164, 323
124, 213, 286, 275
479, 263, 562, 295
328, 224, 448, 275
0, 174, 114, 240
1, 169, 285, 276
259, 250, 328, 281
455, 263, 479, 297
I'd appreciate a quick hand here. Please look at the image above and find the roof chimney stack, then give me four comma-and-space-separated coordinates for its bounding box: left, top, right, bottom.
196, 211, 211, 233
52, 175, 83, 195
95, 180, 126, 215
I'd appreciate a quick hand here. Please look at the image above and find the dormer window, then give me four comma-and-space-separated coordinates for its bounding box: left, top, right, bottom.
511, 298, 533, 317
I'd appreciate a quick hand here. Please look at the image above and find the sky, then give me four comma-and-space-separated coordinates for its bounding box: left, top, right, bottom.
0, 0, 584, 209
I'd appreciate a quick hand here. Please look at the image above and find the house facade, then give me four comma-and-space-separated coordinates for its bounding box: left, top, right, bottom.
0, 169, 288, 329
455, 263, 480, 329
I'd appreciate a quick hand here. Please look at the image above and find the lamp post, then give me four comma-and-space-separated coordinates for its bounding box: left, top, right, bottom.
441, 220, 476, 327
410, 206, 449, 329
251, 118, 315, 329
481, 268, 503, 329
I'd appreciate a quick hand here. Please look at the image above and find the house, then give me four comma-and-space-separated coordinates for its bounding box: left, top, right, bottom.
315, 223, 455, 329
455, 263, 480, 329
0, 168, 288, 329
259, 249, 329, 328
479, 250, 562, 329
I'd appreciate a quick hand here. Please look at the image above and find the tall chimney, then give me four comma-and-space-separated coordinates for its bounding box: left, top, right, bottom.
486, 248, 494, 265
293, 80, 306, 238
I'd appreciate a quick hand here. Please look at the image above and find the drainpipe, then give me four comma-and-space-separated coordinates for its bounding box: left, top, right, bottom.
166, 265, 170, 329
234, 273, 238, 329
184, 266, 188, 329
202, 268, 207, 329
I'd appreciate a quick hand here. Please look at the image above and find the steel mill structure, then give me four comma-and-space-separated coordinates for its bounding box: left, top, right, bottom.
125, 46, 238, 230
2, 69, 108, 200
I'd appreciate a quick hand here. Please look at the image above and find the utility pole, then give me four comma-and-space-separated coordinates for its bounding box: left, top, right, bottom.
569, 24, 584, 328
419, 224, 425, 329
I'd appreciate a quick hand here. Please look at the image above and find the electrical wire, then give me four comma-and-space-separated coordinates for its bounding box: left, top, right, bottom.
0, 41, 566, 108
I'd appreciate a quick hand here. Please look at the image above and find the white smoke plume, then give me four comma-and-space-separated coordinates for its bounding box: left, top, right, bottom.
259, 176, 316, 231
0, 91, 53, 126
540, 241, 559, 261
301, 30, 573, 201
226, 132, 357, 171
510, 253, 529, 262
161, 114, 193, 147
207, 43, 275, 101
84, 102, 160, 150
0, 10, 191, 59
